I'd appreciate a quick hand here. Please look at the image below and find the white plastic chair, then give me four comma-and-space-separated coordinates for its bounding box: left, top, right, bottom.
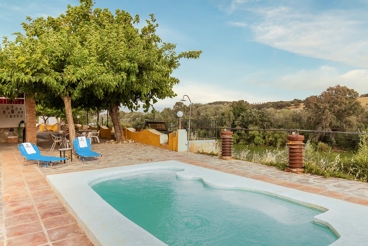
88, 130, 100, 143
64, 133, 70, 148
49, 133, 63, 151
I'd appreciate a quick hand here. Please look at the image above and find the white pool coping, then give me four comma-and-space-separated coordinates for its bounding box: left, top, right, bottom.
47, 160, 368, 246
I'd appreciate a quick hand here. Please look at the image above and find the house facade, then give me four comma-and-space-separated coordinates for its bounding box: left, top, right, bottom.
0, 95, 37, 143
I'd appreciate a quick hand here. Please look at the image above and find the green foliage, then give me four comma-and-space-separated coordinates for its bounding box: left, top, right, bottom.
236, 136, 368, 182
237, 146, 288, 170
304, 85, 364, 133
316, 142, 330, 152
0, 0, 201, 142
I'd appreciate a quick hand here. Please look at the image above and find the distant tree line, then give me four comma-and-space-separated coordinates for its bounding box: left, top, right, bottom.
119, 85, 367, 150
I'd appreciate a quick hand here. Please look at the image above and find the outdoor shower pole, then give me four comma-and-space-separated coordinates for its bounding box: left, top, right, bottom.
181, 95, 192, 153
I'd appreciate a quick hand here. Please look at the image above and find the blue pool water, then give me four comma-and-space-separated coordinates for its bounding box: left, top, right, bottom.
91, 170, 337, 245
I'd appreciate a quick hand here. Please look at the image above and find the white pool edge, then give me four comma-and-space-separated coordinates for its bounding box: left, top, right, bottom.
47, 160, 368, 246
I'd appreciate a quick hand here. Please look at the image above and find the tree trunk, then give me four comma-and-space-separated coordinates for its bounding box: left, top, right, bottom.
42, 116, 49, 125
63, 96, 76, 149
109, 104, 125, 142
97, 111, 100, 127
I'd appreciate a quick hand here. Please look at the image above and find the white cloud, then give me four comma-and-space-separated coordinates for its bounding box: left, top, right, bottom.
228, 21, 248, 27
273, 66, 368, 95
223, 1, 368, 69
152, 80, 270, 110
248, 7, 368, 68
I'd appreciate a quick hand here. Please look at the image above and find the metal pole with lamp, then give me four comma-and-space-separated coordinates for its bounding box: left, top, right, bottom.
177, 111, 183, 129
181, 95, 192, 153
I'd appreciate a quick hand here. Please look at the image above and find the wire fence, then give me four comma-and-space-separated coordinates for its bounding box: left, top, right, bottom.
178, 119, 367, 150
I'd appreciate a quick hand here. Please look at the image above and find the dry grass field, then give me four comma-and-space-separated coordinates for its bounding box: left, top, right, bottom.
289, 97, 368, 110
358, 97, 368, 107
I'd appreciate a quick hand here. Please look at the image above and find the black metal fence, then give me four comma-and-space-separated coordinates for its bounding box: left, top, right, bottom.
178, 119, 368, 150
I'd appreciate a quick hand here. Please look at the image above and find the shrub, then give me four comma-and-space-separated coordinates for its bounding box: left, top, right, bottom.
317, 142, 330, 152
235, 135, 368, 182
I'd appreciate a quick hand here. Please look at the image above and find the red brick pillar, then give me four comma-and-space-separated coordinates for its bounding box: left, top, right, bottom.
220, 130, 233, 160
285, 134, 304, 174
25, 97, 37, 144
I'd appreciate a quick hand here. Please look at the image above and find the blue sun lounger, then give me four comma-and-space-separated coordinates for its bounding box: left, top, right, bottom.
18, 143, 67, 167
73, 136, 101, 162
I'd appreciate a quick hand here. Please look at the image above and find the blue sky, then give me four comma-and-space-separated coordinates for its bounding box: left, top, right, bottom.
1, 0, 367, 111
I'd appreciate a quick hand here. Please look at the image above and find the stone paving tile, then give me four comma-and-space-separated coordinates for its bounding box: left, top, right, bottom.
6, 221, 43, 238
47, 223, 85, 242
5, 212, 39, 228
39, 206, 68, 220
42, 214, 76, 230
6, 231, 48, 246
296, 185, 327, 194
52, 234, 93, 246
36, 199, 64, 211
345, 197, 368, 206
2, 135, 368, 245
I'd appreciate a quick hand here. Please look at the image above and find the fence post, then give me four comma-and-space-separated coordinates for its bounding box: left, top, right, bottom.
285, 134, 304, 173
220, 129, 233, 160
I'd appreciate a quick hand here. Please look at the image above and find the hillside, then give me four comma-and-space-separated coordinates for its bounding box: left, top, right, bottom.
358, 97, 368, 107
207, 97, 368, 111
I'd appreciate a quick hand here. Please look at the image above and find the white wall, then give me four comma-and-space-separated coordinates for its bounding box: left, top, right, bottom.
0, 104, 26, 128
38, 116, 58, 125
177, 129, 188, 152
189, 140, 219, 154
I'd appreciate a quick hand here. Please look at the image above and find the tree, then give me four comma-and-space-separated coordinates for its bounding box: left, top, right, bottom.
304, 85, 364, 132
230, 100, 250, 127
235, 108, 271, 129
0, 0, 201, 144
87, 11, 201, 141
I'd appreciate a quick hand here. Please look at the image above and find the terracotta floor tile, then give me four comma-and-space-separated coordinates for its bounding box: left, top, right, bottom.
4, 197, 33, 207
279, 181, 304, 189
297, 185, 327, 194
3, 189, 29, 198
36, 200, 64, 210
2, 183, 26, 190
4, 204, 36, 217
6, 231, 48, 246
24, 177, 45, 182
39, 206, 68, 220
30, 189, 55, 197
345, 197, 368, 206
2, 179, 24, 186
47, 223, 84, 242
5, 212, 39, 227
42, 214, 76, 230
27, 180, 49, 188
320, 191, 350, 200
33, 194, 57, 204
3, 194, 31, 203
51, 234, 93, 246
6, 221, 43, 238
29, 185, 52, 192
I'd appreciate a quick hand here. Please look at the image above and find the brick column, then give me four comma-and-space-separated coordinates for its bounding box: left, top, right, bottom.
25, 97, 37, 144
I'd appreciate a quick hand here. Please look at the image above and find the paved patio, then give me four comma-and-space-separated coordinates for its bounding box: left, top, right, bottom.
1, 133, 368, 245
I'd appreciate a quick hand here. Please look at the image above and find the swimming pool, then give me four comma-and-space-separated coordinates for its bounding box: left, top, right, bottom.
47, 161, 368, 245
91, 169, 336, 245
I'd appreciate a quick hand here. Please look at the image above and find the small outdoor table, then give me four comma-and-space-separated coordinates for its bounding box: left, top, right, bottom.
58, 148, 73, 163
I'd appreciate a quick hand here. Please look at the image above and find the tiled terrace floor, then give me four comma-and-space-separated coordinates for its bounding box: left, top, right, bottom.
1, 133, 368, 245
